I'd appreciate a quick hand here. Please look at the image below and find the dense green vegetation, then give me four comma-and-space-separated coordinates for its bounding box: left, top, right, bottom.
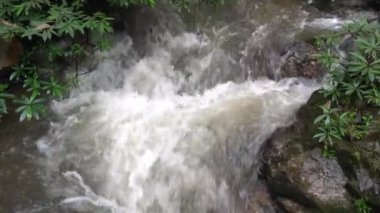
313, 20, 380, 160
0, 0, 225, 122
0, 0, 156, 121
355, 197, 372, 213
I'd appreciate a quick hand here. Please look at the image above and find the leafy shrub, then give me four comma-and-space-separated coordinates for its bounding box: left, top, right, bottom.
8, 55, 70, 121
354, 197, 372, 213
313, 20, 380, 152
14, 94, 45, 121
0, 0, 139, 121
0, 84, 14, 121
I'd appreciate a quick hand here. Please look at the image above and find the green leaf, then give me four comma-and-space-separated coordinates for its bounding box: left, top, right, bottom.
20, 109, 28, 122
350, 52, 368, 64
13, 94, 46, 122
314, 114, 326, 124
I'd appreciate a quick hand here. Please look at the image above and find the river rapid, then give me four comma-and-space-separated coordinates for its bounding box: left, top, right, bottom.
0, 0, 368, 212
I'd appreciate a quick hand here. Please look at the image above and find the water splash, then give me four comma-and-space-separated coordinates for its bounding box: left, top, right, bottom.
33, 1, 329, 212
36, 31, 320, 213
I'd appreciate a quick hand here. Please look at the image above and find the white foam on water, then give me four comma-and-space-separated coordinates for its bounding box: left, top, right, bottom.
305, 17, 350, 30
36, 12, 320, 213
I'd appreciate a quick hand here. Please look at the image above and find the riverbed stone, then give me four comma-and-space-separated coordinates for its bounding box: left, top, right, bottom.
280, 42, 324, 79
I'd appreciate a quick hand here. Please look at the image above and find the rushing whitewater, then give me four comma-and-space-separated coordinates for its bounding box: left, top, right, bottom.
30, 1, 337, 212
0, 0, 373, 211
35, 32, 319, 212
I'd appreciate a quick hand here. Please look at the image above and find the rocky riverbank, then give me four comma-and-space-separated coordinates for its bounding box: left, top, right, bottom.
257, 2, 380, 212
260, 92, 380, 212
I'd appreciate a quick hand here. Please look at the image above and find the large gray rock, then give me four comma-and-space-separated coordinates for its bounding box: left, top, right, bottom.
261, 92, 380, 212
300, 149, 349, 204
263, 147, 350, 211
260, 93, 353, 212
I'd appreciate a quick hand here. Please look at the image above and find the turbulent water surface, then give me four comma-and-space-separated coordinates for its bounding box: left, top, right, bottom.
0, 0, 363, 212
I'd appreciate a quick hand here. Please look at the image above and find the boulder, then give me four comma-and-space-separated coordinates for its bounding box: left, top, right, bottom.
0, 38, 23, 77
299, 149, 349, 205
335, 140, 380, 212
261, 91, 380, 212
280, 42, 324, 79
263, 147, 351, 212
260, 93, 343, 211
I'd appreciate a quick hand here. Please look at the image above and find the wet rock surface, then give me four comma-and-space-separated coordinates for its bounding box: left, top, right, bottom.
280, 42, 323, 79
356, 169, 379, 194
277, 198, 306, 213
263, 146, 351, 211
299, 149, 349, 204
244, 182, 278, 213
335, 140, 380, 211
260, 92, 380, 212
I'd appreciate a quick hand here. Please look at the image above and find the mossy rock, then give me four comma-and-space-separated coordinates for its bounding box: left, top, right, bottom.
335, 139, 380, 212
261, 91, 380, 212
